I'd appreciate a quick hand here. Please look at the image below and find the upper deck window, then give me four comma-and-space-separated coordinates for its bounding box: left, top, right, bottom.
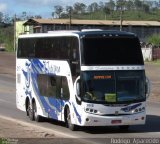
17, 36, 79, 60
81, 36, 143, 65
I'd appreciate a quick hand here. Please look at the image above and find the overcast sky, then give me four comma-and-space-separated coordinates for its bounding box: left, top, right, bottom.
0, 0, 107, 18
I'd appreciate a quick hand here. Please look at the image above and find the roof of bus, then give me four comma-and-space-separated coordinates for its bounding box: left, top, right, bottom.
18, 30, 137, 39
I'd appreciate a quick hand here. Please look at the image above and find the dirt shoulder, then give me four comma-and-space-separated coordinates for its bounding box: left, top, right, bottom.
0, 116, 55, 138
0, 116, 87, 144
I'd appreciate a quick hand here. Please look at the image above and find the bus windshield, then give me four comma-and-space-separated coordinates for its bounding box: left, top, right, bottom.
81, 37, 143, 65
82, 71, 145, 104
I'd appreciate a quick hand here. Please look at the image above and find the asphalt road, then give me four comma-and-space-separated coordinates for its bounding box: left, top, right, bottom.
0, 74, 160, 144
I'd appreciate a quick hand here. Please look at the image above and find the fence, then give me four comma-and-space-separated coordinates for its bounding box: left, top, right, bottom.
152, 48, 160, 60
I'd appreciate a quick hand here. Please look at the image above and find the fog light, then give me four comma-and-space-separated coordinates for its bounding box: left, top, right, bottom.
86, 118, 89, 122
86, 108, 89, 112
135, 109, 138, 113
90, 109, 93, 113
94, 110, 98, 113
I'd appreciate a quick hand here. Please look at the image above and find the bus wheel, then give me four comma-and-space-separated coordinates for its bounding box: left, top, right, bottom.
66, 108, 76, 131
28, 101, 34, 121
26, 98, 29, 116
119, 125, 129, 130
33, 101, 43, 122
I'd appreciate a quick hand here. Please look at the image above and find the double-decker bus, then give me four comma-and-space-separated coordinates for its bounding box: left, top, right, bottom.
16, 30, 150, 131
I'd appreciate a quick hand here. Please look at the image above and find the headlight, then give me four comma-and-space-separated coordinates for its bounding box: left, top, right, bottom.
85, 108, 98, 114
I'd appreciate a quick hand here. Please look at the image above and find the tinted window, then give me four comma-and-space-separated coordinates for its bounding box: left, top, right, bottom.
82, 37, 143, 65
81, 70, 145, 104
17, 38, 35, 58
17, 36, 79, 60
37, 74, 56, 97
62, 77, 70, 100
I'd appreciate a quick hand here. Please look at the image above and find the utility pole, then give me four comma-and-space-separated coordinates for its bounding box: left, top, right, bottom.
69, 7, 72, 30
120, 9, 123, 31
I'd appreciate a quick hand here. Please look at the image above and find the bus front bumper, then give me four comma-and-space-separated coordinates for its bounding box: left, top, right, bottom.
80, 112, 146, 126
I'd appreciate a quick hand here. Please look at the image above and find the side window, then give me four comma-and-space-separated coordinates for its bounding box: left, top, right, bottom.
17, 38, 36, 58
70, 37, 80, 81
37, 74, 56, 97
62, 77, 70, 100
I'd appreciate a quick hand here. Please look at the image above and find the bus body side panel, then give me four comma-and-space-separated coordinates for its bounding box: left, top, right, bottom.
16, 59, 30, 111
16, 58, 78, 122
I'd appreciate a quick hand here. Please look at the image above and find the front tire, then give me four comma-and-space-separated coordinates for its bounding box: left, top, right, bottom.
66, 108, 77, 131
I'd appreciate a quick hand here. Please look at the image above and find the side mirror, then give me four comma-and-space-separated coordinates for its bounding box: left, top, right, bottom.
74, 76, 81, 101
145, 76, 151, 99
76, 81, 80, 96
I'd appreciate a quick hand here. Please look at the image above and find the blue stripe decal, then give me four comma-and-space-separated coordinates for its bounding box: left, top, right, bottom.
72, 103, 81, 124
121, 103, 142, 112
22, 59, 65, 120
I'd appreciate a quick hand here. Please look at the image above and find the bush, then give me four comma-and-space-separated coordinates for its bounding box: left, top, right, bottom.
0, 26, 14, 52
147, 34, 160, 48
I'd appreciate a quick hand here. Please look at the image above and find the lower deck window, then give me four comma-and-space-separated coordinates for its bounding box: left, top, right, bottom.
37, 74, 56, 97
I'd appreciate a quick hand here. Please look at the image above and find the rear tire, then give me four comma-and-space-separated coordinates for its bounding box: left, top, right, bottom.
28, 101, 34, 121
66, 108, 77, 131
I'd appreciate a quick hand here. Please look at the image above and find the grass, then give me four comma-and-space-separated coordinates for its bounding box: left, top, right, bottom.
145, 59, 160, 65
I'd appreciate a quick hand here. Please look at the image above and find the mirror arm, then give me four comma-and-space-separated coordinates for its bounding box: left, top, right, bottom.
74, 76, 81, 101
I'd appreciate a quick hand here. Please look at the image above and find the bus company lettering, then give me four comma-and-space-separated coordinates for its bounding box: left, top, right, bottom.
42, 61, 60, 74
49, 65, 60, 74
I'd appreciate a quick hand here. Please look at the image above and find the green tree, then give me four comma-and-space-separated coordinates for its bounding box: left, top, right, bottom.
107, 0, 115, 11
103, 4, 111, 20
142, 3, 150, 13
126, 0, 134, 10
147, 34, 160, 48
0, 12, 3, 23
134, 0, 142, 10
88, 2, 99, 13
0, 26, 14, 51
73, 2, 86, 14
116, 0, 126, 10
99, 1, 105, 10
54, 5, 63, 18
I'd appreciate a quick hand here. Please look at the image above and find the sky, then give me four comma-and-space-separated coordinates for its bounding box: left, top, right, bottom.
1, 0, 159, 18
0, 0, 107, 18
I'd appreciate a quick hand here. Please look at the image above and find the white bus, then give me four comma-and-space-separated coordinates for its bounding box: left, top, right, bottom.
16, 30, 150, 131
